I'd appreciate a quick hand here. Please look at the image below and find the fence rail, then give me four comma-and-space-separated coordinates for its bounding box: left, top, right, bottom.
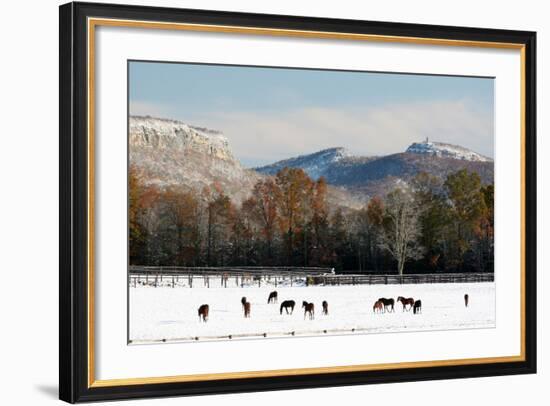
317, 273, 494, 286
128, 267, 493, 288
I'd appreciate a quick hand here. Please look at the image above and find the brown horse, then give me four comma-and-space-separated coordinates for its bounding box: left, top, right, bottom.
464, 294, 469, 307
397, 296, 415, 312
413, 300, 422, 314
280, 300, 295, 315
322, 300, 329, 315
243, 301, 251, 318
268, 291, 278, 304
373, 300, 384, 313
378, 297, 395, 312
198, 304, 209, 322
302, 301, 315, 320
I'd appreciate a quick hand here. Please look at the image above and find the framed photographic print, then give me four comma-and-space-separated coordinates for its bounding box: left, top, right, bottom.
59, 1, 537, 403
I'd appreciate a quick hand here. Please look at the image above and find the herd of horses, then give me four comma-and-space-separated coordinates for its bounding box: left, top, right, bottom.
373, 297, 422, 314
198, 290, 329, 322
197, 290, 471, 322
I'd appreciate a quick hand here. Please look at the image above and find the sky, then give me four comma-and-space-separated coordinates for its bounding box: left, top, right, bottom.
129, 61, 494, 167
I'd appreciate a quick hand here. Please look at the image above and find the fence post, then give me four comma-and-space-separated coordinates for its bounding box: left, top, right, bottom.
172, 276, 174, 288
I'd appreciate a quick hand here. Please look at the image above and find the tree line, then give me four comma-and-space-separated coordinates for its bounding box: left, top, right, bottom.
130, 166, 494, 274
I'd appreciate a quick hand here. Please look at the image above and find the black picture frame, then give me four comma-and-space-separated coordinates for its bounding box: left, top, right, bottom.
59, 1, 537, 403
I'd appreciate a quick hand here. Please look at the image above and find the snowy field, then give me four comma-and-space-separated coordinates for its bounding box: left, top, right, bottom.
129, 279, 495, 343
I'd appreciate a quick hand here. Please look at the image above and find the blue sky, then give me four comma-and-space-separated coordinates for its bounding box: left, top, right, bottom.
129, 61, 494, 167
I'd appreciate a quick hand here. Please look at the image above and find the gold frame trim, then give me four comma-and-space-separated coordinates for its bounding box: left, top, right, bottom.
87, 17, 527, 388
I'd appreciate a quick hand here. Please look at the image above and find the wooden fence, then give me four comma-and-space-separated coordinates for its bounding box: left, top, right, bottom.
317, 273, 494, 286
128, 267, 493, 288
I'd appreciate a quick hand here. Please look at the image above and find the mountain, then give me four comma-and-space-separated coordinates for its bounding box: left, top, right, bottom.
129, 116, 364, 209
255, 147, 353, 179
406, 140, 492, 162
130, 115, 493, 207
255, 140, 493, 198
129, 116, 260, 202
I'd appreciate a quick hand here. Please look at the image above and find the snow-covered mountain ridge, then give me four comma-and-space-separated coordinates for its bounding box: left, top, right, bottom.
129, 116, 258, 202
254, 147, 352, 179
406, 140, 492, 162
130, 115, 234, 162
129, 115, 493, 204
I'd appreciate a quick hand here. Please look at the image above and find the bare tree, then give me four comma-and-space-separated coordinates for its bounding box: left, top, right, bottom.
379, 188, 424, 275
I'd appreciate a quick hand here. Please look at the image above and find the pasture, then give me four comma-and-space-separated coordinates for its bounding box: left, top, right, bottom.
129, 280, 495, 343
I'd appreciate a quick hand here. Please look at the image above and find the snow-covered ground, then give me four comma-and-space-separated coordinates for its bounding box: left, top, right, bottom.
129, 281, 495, 344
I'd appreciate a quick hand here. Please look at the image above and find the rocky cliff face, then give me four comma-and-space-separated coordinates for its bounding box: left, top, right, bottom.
129, 116, 259, 202
130, 116, 234, 161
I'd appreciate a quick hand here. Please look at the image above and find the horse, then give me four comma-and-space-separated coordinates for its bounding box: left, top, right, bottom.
243, 301, 251, 318
373, 300, 384, 313
241, 296, 247, 309
413, 300, 422, 314
397, 296, 415, 312
302, 301, 315, 320
378, 297, 395, 312
322, 300, 329, 315
198, 304, 209, 322
280, 300, 295, 315
268, 291, 278, 304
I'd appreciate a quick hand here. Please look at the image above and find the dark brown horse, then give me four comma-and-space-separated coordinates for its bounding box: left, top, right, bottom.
302, 301, 315, 320
464, 294, 469, 307
373, 300, 384, 313
243, 301, 251, 318
378, 298, 395, 312
280, 300, 295, 315
268, 291, 278, 304
413, 300, 422, 314
198, 304, 209, 322
397, 296, 415, 312
241, 296, 247, 309
322, 300, 329, 315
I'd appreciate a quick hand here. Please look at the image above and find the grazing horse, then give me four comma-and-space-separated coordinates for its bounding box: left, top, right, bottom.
243, 301, 251, 318
464, 294, 469, 307
373, 300, 384, 313
413, 300, 422, 314
397, 296, 415, 312
378, 297, 395, 312
198, 304, 209, 322
241, 296, 247, 309
268, 291, 278, 304
280, 300, 295, 315
322, 300, 329, 315
302, 301, 315, 320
